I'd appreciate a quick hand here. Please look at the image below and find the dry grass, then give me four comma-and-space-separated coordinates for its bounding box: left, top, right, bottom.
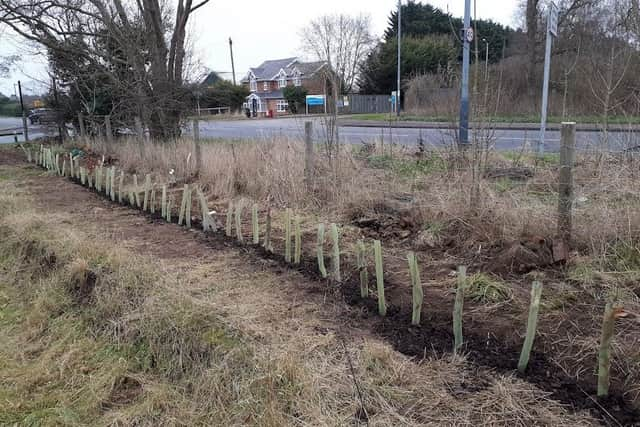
0, 161, 604, 425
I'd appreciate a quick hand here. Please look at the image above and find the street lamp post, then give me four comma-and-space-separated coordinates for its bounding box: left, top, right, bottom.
483, 38, 489, 81
459, 0, 471, 147
396, 0, 402, 118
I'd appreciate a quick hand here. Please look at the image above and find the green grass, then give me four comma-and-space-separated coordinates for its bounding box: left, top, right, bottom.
465, 273, 512, 304
365, 153, 447, 177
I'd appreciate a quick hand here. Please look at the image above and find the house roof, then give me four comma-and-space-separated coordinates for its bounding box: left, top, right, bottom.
242, 57, 327, 82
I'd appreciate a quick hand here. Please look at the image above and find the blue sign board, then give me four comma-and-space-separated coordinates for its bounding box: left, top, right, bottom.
306, 95, 325, 106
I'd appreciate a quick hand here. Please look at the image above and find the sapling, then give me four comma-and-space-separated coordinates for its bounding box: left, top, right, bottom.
453, 266, 467, 354
330, 223, 341, 282
150, 184, 156, 214
264, 207, 272, 252
133, 174, 140, 207
598, 302, 622, 397
161, 185, 167, 217
357, 240, 368, 297
166, 198, 172, 222
185, 186, 192, 227
226, 201, 233, 236
317, 224, 327, 278
235, 200, 244, 241
110, 167, 116, 201
118, 172, 124, 204
374, 240, 386, 316
294, 215, 302, 264
284, 209, 292, 262
252, 204, 259, 244
178, 184, 188, 225
143, 174, 151, 211
408, 252, 423, 326
517, 281, 543, 373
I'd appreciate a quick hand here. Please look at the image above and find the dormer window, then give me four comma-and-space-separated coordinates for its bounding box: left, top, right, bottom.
292, 68, 302, 86
263, 81, 269, 91
278, 70, 287, 88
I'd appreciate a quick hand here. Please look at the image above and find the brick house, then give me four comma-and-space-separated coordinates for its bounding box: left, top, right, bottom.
241, 57, 328, 117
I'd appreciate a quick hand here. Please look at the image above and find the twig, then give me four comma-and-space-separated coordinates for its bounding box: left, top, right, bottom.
338, 335, 368, 425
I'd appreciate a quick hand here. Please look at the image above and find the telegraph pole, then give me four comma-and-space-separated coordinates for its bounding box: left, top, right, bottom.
17, 80, 29, 142
459, 0, 471, 147
396, 0, 402, 117
537, 2, 558, 156
229, 37, 237, 86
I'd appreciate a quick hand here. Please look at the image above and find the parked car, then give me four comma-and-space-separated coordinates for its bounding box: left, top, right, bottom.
28, 108, 57, 125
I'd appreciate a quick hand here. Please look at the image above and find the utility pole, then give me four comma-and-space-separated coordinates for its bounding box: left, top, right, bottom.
17, 80, 29, 142
396, 0, 402, 117
538, 2, 558, 156
229, 37, 237, 86
459, 0, 472, 147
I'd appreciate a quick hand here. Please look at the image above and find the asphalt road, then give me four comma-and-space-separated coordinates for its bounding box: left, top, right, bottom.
0, 117, 47, 144
198, 117, 638, 152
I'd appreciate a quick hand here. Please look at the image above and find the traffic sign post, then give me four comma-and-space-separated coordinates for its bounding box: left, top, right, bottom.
458, 0, 471, 147
537, 2, 558, 156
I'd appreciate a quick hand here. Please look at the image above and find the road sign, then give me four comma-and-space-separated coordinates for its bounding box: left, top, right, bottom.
465, 27, 474, 43
548, 2, 558, 37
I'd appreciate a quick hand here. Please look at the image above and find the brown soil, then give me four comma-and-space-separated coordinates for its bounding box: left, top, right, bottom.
5, 147, 639, 426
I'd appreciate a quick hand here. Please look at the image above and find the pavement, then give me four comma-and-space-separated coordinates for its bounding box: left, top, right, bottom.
197, 117, 638, 152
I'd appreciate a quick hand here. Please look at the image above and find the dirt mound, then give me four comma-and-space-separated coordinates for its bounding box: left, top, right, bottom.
490, 235, 555, 274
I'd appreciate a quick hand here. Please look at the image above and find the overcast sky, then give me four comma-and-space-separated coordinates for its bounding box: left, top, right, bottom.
0, 0, 519, 96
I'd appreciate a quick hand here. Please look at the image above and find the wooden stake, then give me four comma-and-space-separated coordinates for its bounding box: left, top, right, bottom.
161, 185, 167, 217
374, 240, 386, 316
178, 184, 188, 225
133, 174, 140, 207
143, 174, 151, 211
118, 172, 124, 204
517, 281, 543, 373
110, 166, 116, 201
330, 223, 340, 281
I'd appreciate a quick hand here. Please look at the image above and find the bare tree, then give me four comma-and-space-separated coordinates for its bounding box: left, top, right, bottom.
300, 14, 375, 161
0, 0, 211, 138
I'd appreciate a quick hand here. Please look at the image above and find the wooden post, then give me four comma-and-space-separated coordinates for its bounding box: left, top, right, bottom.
558, 122, 575, 248
193, 118, 202, 175
453, 266, 467, 354
330, 223, 340, 281
105, 115, 113, 142
374, 240, 386, 316
317, 224, 327, 278
408, 252, 423, 326
252, 204, 259, 244
304, 121, 314, 187
518, 281, 543, 373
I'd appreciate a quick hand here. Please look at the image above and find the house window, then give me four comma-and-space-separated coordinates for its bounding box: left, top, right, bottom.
250, 78, 257, 92
294, 76, 301, 86
263, 81, 269, 91
279, 74, 287, 88
276, 100, 289, 112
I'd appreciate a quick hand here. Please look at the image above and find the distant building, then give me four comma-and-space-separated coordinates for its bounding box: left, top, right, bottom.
241, 57, 327, 117
201, 71, 222, 87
